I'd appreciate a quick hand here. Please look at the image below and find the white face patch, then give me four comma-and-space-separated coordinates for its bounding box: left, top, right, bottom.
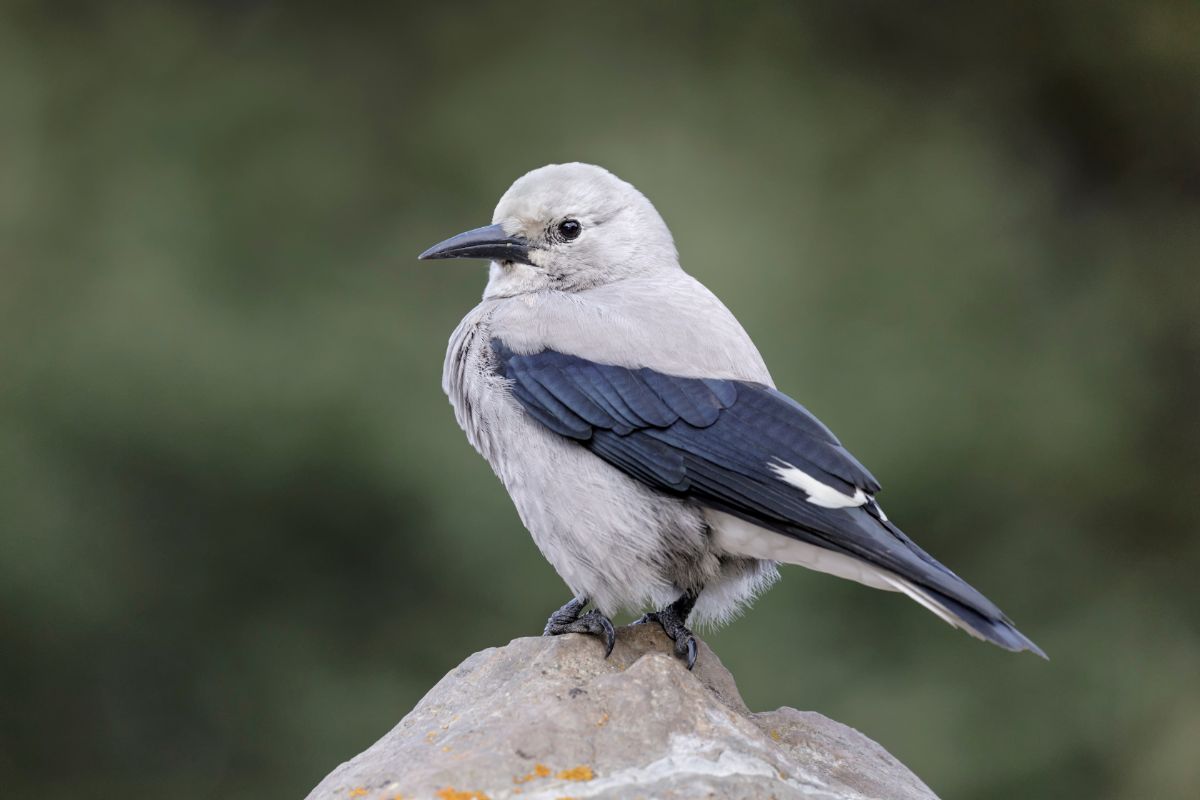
768, 460, 868, 509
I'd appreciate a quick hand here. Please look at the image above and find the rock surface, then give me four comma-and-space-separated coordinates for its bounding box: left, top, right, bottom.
305, 625, 938, 800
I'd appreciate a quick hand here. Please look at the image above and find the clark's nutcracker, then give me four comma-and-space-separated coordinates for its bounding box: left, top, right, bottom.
421, 163, 1044, 668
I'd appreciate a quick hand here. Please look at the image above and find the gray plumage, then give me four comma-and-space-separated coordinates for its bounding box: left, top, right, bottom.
428, 162, 1043, 658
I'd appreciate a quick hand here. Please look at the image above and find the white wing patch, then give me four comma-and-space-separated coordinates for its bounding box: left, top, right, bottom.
769, 460, 869, 509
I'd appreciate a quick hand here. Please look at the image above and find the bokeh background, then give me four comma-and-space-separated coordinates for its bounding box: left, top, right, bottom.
2, 1, 1198, 798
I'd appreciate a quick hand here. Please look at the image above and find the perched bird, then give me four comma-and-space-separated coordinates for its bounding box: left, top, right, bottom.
421, 163, 1044, 668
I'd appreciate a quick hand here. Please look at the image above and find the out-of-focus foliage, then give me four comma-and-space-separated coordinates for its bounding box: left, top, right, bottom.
1, 1, 1197, 798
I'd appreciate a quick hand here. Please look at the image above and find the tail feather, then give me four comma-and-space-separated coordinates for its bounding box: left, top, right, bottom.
889, 576, 1048, 658
707, 511, 1047, 657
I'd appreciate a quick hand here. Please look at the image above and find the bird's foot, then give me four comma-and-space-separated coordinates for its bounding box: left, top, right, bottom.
542, 596, 615, 658
635, 591, 699, 670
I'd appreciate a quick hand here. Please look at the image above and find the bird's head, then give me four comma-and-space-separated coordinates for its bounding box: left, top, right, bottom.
419, 163, 678, 297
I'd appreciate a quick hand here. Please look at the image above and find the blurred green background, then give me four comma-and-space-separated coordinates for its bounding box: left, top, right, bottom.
2, 1, 1198, 798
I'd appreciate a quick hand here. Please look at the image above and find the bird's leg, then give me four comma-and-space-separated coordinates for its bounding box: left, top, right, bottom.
635, 589, 700, 670
542, 595, 616, 658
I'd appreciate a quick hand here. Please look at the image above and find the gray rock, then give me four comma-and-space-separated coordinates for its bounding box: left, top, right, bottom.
305, 625, 938, 800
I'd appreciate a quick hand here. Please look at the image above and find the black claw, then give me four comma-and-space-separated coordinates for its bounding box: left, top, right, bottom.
637, 591, 701, 669
543, 597, 616, 658
592, 611, 616, 658
682, 636, 698, 670
543, 595, 588, 636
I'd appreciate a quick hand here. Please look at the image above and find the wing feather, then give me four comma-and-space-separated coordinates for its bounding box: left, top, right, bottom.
493, 339, 1031, 640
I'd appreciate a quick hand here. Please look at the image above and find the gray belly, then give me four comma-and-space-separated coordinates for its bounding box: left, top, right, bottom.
487, 394, 717, 617
443, 307, 777, 624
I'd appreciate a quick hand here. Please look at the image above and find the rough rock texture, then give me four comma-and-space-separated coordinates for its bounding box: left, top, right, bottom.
306, 625, 938, 800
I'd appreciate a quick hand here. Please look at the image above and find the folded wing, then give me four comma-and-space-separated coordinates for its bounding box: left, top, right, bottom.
493, 339, 1044, 656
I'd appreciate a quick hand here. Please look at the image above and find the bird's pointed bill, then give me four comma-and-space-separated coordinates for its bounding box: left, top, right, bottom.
418, 223, 534, 266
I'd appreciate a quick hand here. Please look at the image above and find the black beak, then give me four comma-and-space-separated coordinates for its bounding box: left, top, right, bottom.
418, 223, 534, 266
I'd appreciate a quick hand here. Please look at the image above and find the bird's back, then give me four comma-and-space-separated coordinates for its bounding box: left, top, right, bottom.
441, 271, 782, 623
484, 270, 774, 383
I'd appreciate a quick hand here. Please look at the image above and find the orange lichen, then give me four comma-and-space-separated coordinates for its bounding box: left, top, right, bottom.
556, 765, 595, 781
596, 711, 610, 727
514, 762, 556, 785
435, 789, 489, 800
347, 789, 368, 798
769, 729, 782, 742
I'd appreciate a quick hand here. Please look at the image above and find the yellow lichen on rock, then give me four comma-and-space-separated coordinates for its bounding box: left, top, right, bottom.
435, 788, 489, 800
514, 762, 554, 784
556, 765, 594, 781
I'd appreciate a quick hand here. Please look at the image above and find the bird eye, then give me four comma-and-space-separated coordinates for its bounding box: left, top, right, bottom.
557, 219, 582, 241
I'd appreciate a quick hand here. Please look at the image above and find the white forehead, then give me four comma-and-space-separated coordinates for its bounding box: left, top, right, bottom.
492, 162, 647, 224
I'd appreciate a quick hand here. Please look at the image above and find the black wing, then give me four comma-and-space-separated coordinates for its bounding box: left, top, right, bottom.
493, 339, 1044, 655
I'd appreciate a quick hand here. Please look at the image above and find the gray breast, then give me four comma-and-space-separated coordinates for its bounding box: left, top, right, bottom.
441, 298, 775, 624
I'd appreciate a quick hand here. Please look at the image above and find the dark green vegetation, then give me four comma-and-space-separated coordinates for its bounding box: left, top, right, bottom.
1, 2, 1197, 798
